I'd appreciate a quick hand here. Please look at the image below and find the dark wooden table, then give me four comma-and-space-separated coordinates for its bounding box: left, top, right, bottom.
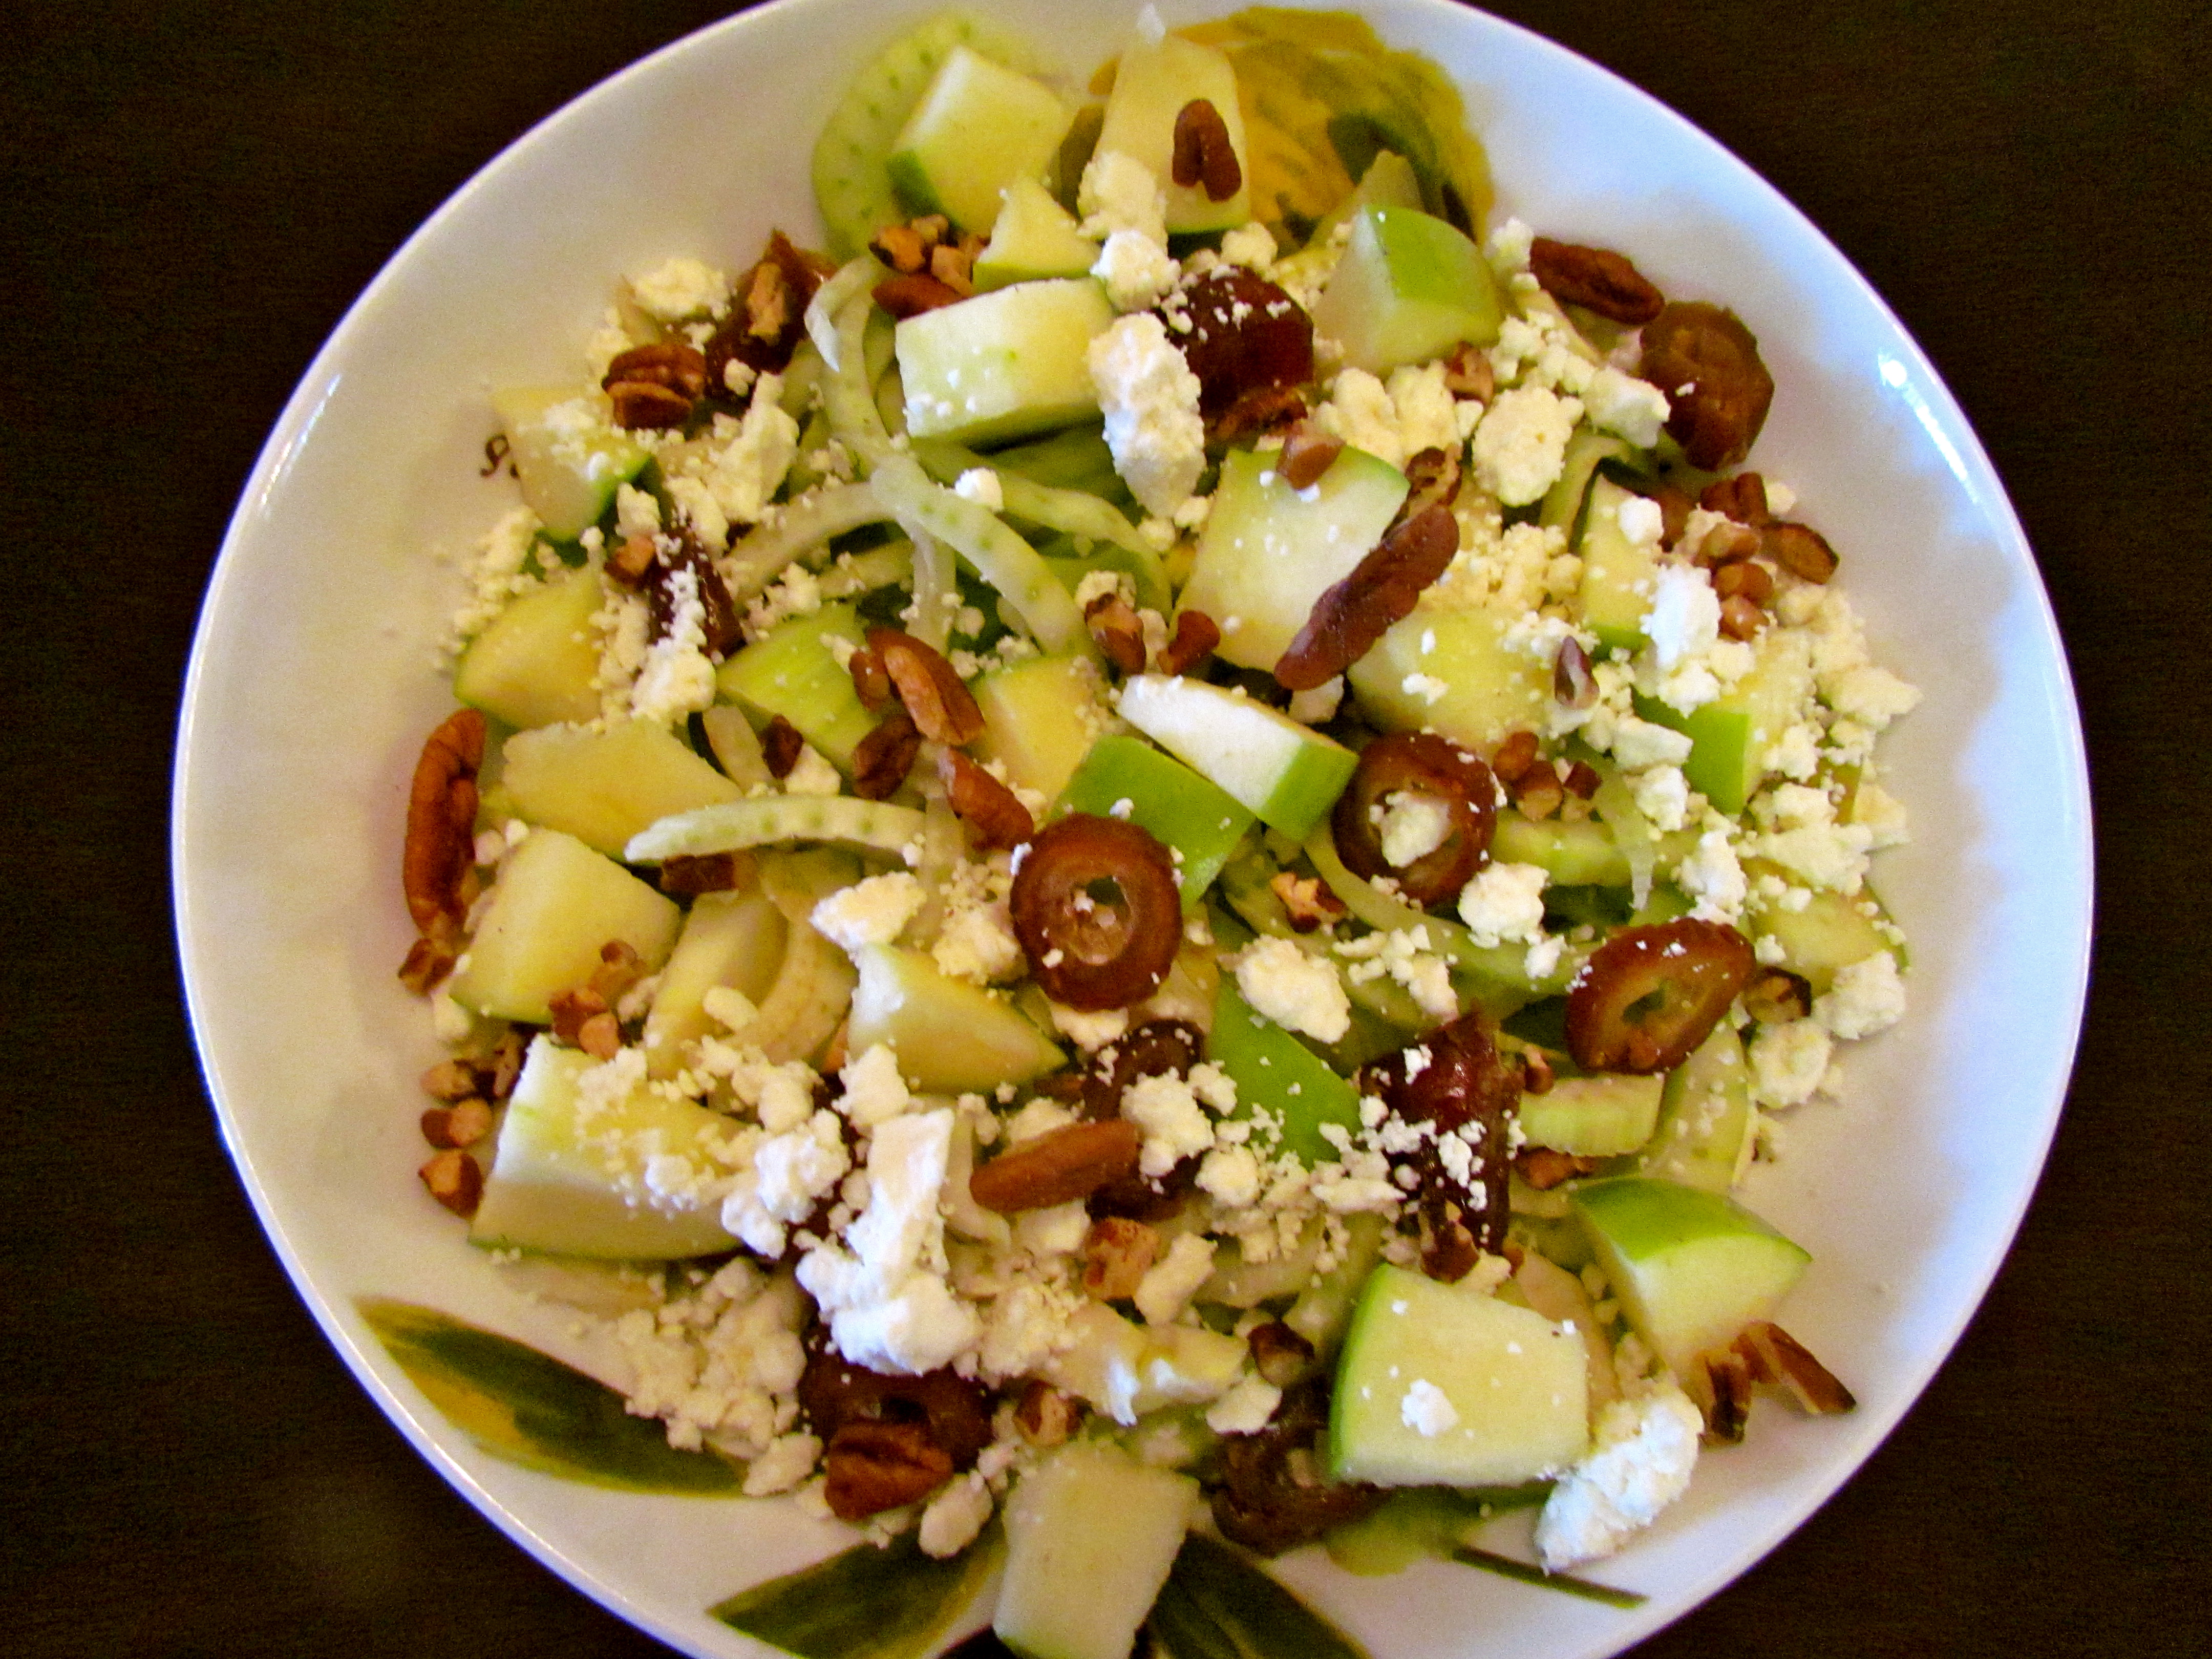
6, 2, 2204, 1655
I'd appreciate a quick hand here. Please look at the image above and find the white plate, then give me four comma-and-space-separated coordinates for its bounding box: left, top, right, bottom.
173, 1, 2092, 1655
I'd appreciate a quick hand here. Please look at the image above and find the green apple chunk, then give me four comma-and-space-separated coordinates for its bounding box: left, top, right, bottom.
1204, 976, 1362, 1167
1518, 1072, 1664, 1157
1115, 674, 1357, 841
492, 386, 648, 540
1180, 445, 1410, 673
1540, 429, 1636, 537
447, 829, 680, 1024
1093, 30, 1250, 235
1577, 477, 1661, 654
468, 1038, 740, 1259
1328, 1263, 1590, 1488
1637, 1021, 1755, 1193
1044, 1303, 1247, 1423
897, 278, 1114, 445
887, 45, 1072, 235
1744, 869, 1893, 993
454, 569, 604, 731
846, 944, 1064, 1092
995, 1439, 1199, 1659
714, 603, 873, 771
640, 887, 787, 1077
1634, 627, 1815, 816
1571, 1175, 1811, 1379
970, 653, 1106, 802
500, 720, 743, 858
975, 176, 1103, 290
1056, 734, 1254, 908
1309, 205, 1503, 377
1347, 601, 1552, 753
1492, 811, 1628, 887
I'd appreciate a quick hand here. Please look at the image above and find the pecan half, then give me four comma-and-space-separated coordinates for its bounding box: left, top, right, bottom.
1275, 503, 1458, 690
1490, 729, 1540, 784
868, 628, 985, 745
1084, 590, 1147, 674
1529, 238, 1666, 325
1156, 608, 1221, 677
872, 272, 964, 319
1699, 472, 1771, 525
852, 706, 923, 801
970, 1119, 1143, 1214
603, 342, 709, 430
939, 749, 1034, 850
848, 643, 891, 710
1171, 98, 1242, 200
1081, 1215, 1161, 1300
759, 715, 804, 779
400, 709, 486, 980
822, 1420, 952, 1521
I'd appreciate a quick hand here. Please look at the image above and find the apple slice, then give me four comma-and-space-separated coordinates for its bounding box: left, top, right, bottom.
896, 277, 1115, 445
970, 653, 1107, 802
714, 602, 874, 772
469, 1037, 740, 1259
1203, 976, 1362, 1166
1092, 29, 1250, 235
886, 45, 1071, 236
1570, 1176, 1810, 1379
845, 944, 1064, 1093
975, 176, 1100, 291
454, 568, 604, 731
1309, 205, 1502, 376
1328, 1263, 1590, 1488
1116, 674, 1357, 841
1055, 734, 1254, 908
995, 1439, 1200, 1659
492, 386, 649, 541
500, 719, 745, 858
1346, 600, 1552, 754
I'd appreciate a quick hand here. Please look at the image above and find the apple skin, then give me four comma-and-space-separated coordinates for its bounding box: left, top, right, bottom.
1569, 1175, 1810, 1379
1056, 734, 1255, 908
1311, 205, 1503, 375
1203, 976, 1362, 1166
1115, 674, 1357, 841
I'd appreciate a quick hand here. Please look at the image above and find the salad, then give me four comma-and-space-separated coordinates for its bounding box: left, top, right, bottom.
396, 5, 1918, 1651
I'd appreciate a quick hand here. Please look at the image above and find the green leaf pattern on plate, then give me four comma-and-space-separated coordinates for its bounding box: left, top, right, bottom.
1150, 1533, 1372, 1659
712, 1523, 1005, 1659
357, 1296, 742, 1494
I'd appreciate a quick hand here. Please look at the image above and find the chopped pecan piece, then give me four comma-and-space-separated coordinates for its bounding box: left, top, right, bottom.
420, 1058, 483, 1102
939, 749, 1034, 850
1511, 764, 1565, 821
1084, 590, 1147, 674
823, 1420, 953, 1521
1516, 1146, 1600, 1190
1013, 1380, 1078, 1447
421, 1098, 494, 1150
1698, 1345, 1756, 1443
1520, 1046, 1555, 1095
759, 715, 804, 779
1439, 340, 1494, 401
1171, 97, 1242, 200
397, 937, 455, 996
1695, 520, 1763, 567
547, 986, 609, 1046
869, 222, 929, 274
607, 533, 660, 587
1490, 729, 1540, 784
1269, 871, 1344, 933
1081, 1216, 1161, 1301
589, 939, 648, 1004
1529, 237, 1666, 325
851, 706, 923, 801
928, 242, 974, 297
970, 1119, 1144, 1214
659, 849, 756, 896
868, 628, 986, 744
485, 1030, 525, 1100
1156, 608, 1221, 677
602, 342, 709, 430
1736, 1321, 1856, 1414
1275, 503, 1458, 690
418, 1148, 482, 1217
1212, 384, 1308, 442
848, 643, 891, 710
1400, 445, 1463, 519
1762, 520, 1839, 583
1553, 635, 1597, 709
872, 272, 964, 318
1712, 558, 1774, 604
605, 381, 695, 432
1699, 471, 1771, 525
1718, 594, 1768, 642
1277, 424, 1344, 490
1742, 967, 1813, 1024
1562, 759, 1602, 800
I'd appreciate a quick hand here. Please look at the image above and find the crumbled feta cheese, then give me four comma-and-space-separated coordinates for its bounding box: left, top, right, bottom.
1196, 1144, 1263, 1207
1015, 1199, 1092, 1259
1092, 228, 1180, 312
811, 873, 926, 953
1315, 366, 1403, 466
1078, 149, 1166, 243
1485, 216, 1535, 276
1218, 221, 1277, 271
838, 1042, 913, 1128
1121, 1072, 1217, 1177
1815, 950, 1906, 1039
1676, 828, 1748, 922
1233, 937, 1351, 1043
1642, 565, 1721, 673
1383, 361, 1460, 459
1205, 1373, 1283, 1435
629, 563, 719, 725
1134, 1232, 1217, 1326
918, 1470, 994, 1558
1457, 862, 1548, 947
1613, 492, 1665, 549
1400, 1378, 1459, 1437
702, 985, 759, 1037
1757, 820, 1874, 894
662, 475, 729, 548
630, 257, 728, 322
722, 1109, 850, 1258
952, 466, 1005, 512
1471, 385, 1581, 505
1287, 676, 1344, 724
683, 374, 798, 534
1050, 1002, 1130, 1052
1847, 780, 1911, 847
742, 1430, 821, 1496
1606, 712, 1695, 771
1630, 764, 1692, 833
1536, 1384, 1703, 1569
1748, 1018, 1834, 1108
1377, 791, 1454, 868
1825, 663, 1922, 729
1090, 313, 1206, 518
1582, 365, 1670, 449
613, 482, 662, 541
782, 745, 843, 797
